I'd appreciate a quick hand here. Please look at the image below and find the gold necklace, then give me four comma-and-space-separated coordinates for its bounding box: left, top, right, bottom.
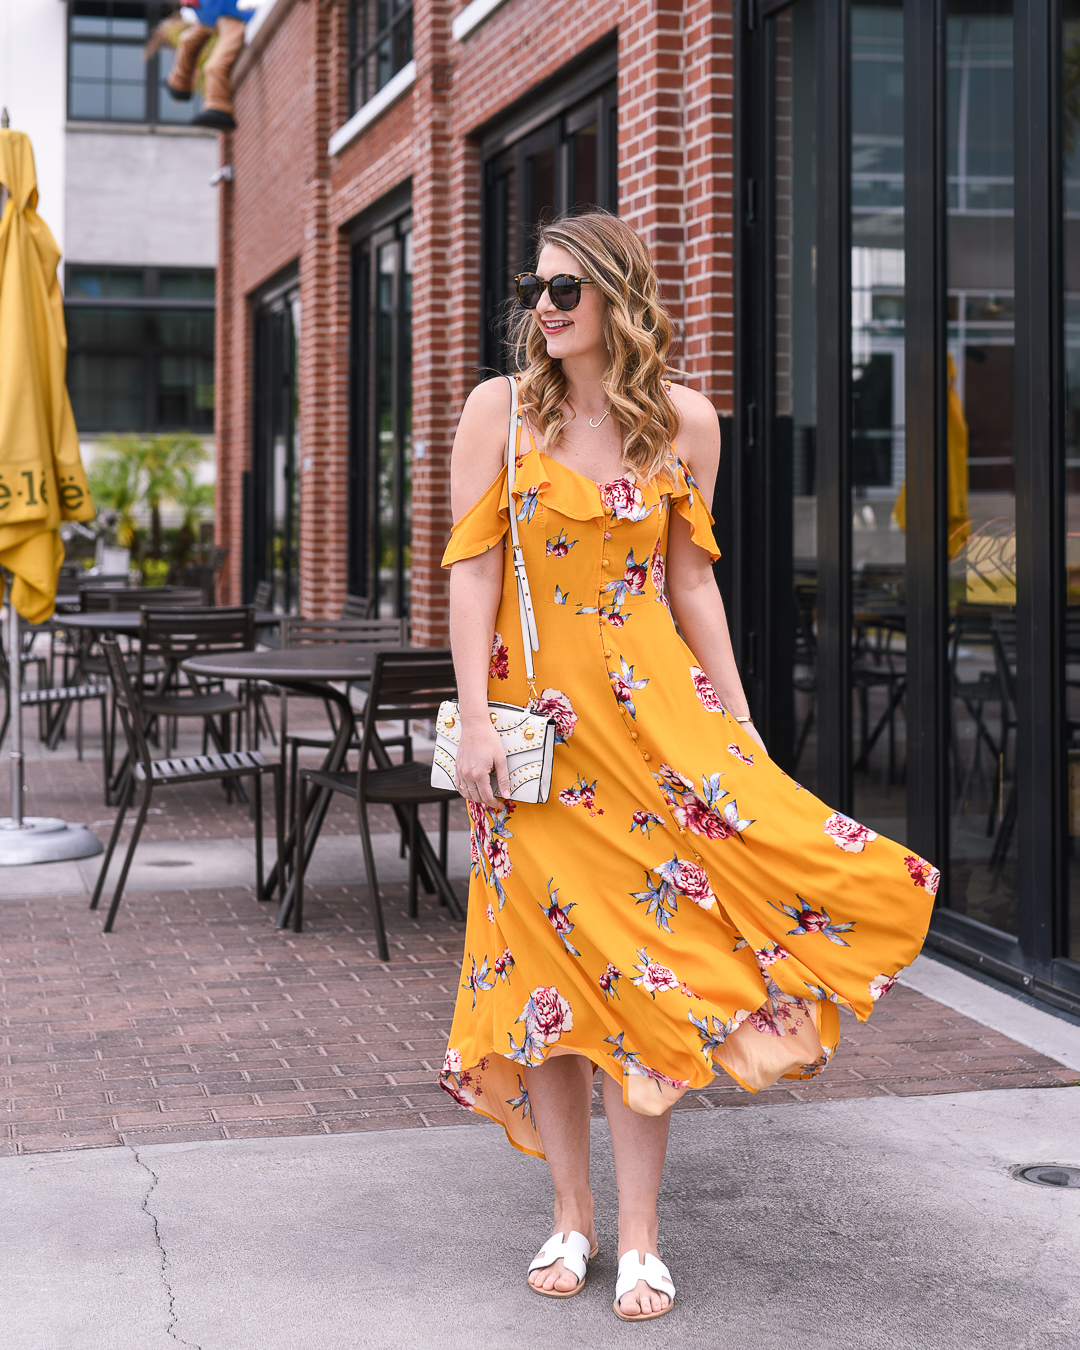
588, 408, 611, 429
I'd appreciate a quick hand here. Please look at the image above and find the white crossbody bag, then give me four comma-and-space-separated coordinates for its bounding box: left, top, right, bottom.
430, 376, 557, 804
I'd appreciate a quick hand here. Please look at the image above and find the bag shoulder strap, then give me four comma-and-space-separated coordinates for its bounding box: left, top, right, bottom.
506, 375, 539, 689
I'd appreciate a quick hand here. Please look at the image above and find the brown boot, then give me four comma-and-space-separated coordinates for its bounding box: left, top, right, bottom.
167, 21, 214, 98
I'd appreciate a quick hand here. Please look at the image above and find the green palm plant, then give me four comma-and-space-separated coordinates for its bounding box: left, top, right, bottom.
139, 433, 209, 560
88, 440, 142, 550
172, 465, 215, 566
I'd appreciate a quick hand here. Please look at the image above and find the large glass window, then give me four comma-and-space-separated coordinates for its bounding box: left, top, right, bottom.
850, 0, 906, 841
68, 1, 204, 125
483, 80, 618, 370
350, 215, 412, 618
1064, 0, 1080, 960
347, 0, 413, 116
773, 0, 819, 793
945, 0, 1018, 935
65, 266, 215, 432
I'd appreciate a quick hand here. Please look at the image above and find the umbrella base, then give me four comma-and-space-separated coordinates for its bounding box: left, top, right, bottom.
0, 817, 103, 865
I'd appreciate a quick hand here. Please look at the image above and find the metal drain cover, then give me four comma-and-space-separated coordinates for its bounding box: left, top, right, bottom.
1011, 1164, 1080, 1188
146, 860, 192, 868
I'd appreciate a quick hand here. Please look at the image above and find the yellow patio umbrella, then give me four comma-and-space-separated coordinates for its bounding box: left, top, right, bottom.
0, 128, 94, 624
0, 124, 100, 862
893, 352, 971, 559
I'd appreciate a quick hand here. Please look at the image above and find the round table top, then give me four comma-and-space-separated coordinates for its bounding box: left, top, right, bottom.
56, 610, 280, 633
182, 645, 411, 683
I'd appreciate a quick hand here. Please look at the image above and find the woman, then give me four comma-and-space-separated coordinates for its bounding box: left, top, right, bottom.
440, 212, 934, 1321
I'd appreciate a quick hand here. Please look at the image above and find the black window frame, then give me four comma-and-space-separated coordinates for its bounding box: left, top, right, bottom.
480, 42, 619, 373
347, 0, 414, 117
64, 264, 216, 434
348, 187, 414, 617
738, 0, 1080, 1013
67, 0, 204, 126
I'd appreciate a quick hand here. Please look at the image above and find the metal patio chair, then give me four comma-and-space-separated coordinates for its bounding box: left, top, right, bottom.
90, 639, 284, 932
288, 650, 461, 956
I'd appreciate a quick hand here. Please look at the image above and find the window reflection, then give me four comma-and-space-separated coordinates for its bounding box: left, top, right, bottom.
851, 0, 906, 841
773, 0, 818, 790
946, 0, 1018, 935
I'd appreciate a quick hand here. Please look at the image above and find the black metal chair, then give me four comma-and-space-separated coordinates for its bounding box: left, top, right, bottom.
289, 650, 461, 956
341, 593, 375, 620
138, 607, 255, 761
279, 616, 409, 815
0, 642, 107, 761
90, 639, 284, 932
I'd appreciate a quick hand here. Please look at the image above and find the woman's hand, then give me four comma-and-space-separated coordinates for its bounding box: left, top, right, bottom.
454, 715, 512, 808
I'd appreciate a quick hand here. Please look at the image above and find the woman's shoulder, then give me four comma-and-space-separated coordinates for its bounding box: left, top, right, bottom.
664, 380, 718, 428
463, 373, 515, 417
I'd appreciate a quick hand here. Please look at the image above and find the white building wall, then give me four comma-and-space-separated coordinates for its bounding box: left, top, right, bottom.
0, 0, 68, 257
65, 125, 218, 268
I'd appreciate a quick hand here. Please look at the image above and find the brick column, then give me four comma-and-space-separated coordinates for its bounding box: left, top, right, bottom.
297, 0, 344, 619
683, 0, 736, 410
409, 0, 455, 646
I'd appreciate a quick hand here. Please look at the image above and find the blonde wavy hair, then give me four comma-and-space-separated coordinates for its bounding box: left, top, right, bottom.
507, 212, 680, 483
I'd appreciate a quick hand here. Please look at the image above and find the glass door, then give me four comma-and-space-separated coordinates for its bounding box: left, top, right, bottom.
251, 283, 301, 613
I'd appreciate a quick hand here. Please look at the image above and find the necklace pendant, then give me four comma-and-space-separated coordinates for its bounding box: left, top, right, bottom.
589, 409, 610, 429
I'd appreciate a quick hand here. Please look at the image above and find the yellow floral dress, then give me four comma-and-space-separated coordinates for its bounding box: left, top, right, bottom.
439, 428, 935, 1158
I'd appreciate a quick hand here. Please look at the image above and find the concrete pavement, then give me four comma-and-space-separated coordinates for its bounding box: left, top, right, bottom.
2, 1086, 1078, 1349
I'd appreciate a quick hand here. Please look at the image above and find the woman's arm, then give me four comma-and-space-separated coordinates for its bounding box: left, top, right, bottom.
447, 377, 516, 806
664, 385, 766, 754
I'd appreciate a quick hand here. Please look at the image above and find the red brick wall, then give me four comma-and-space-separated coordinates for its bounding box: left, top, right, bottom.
215, 0, 737, 627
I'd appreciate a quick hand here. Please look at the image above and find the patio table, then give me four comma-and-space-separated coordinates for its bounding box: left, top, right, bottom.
180, 646, 450, 928
56, 610, 280, 635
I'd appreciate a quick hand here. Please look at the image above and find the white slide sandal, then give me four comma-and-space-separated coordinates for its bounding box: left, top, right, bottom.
613, 1249, 676, 1321
527, 1230, 598, 1298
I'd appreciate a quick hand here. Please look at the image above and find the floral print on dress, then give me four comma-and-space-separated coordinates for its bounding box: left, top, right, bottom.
688, 1009, 745, 1060
507, 986, 574, 1066
649, 540, 667, 604
770, 894, 855, 947
601, 477, 654, 523
632, 948, 680, 997
609, 656, 648, 719
469, 800, 516, 909
486, 904, 495, 924
602, 548, 648, 609
599, 962, 622, 1000
506, 1075, 534, 1127
903, 855, 941, 895
727, 743, 754, 766
546, 529, 577, 557
494, 947, 515, 983
539, 879, 581, 956
823, 812, 878, 853
532, 688, 577, 743
629, 809, 665, 838
653, 763, 754, 841
690, 666, 725, 713
462, 954, 495, 1010
577, 602, 631, 627
559, 776, 604, 816
517, 485, 541, 523
869, 972, 898, 1000
554, 585, 570, 606
489, 631, 509, 681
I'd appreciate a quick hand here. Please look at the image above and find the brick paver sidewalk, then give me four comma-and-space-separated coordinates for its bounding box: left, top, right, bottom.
2, 881, 1075, 1156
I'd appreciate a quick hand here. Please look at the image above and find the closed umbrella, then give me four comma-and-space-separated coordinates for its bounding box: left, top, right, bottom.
0, 124, 101, 861
892, 353, 971, 559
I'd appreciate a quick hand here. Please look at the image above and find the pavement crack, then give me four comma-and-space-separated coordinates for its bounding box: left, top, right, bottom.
130, 1146, 201, 1350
